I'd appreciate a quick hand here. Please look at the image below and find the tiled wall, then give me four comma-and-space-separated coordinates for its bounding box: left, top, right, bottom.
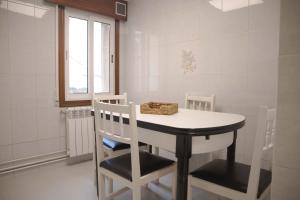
272, 0, 300, 199
0, 0, 66, 163
120, 0, 280, 166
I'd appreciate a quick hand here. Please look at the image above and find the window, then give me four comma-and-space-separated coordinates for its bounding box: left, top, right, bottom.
64, 8, 115, 101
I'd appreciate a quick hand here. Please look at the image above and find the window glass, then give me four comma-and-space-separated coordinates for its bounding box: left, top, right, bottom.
68, 17, 88, 94
94, 22, 111, 93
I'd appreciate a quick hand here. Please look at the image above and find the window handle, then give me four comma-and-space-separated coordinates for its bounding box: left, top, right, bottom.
111, 54, 114, 63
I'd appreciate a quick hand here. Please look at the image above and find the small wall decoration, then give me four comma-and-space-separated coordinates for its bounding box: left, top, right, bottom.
182, 50, 196, 74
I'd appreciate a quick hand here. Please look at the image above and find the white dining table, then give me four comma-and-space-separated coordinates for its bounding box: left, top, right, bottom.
93, 106, 245, 200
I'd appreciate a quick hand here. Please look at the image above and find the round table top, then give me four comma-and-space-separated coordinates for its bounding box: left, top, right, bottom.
136, 106, 246, 136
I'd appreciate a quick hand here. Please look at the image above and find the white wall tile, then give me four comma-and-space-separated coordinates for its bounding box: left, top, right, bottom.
0, 145, 12, 162
0, 1, 10, 75
249, 30, 280, 63
0, 75, 11, 111
8, 1, 36, 75
12, 140, 39, 159
277, 55, 300, 103
274, 134, 300, 170
59, 136, 66, 151
10, 75, 36, 108
37, 108, 60, 140
36, 75, 56, 108
11, 108, 37, 143
35, 3, 56, 76
272, 166, 300, 200
0, 109, 12, 146
38, 138, 60, 155
249, 0, 281, 32
279, 0, 300, 55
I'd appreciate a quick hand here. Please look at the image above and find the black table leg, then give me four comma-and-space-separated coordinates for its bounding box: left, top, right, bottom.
175, 135, 192, 200
227, 130, 237, 165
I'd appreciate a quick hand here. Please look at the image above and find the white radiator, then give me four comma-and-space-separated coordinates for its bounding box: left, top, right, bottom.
66, 107, 94, 158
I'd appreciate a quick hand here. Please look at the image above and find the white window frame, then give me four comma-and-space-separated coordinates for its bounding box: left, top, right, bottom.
65, 8, 115, 101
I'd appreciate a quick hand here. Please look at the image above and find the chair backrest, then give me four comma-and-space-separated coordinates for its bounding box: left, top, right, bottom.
247, 106, 276, 199
185, 94, 215, 111
93, 93, 128, 107
94, 101, 141, 181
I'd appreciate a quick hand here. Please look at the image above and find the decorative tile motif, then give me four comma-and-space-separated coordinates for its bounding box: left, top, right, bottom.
181, 50, 196, 74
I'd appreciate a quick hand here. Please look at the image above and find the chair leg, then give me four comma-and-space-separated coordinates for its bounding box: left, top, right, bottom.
108, 178, 113, 194
153, 147, 160, 184
187, 177, 192, 200
132, 186, 141, 200
172, 171, 177, 200
98, 173, 106, 200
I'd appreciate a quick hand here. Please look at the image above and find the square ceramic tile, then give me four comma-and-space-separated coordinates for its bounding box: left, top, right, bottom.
272, 166, 300, 200
0, 145, 12, 162
36, 75, 55, 97
37, 108, 60, 140
10, 75, 36, 108
38, 138, 60, 155
274, 134, 300, 170
249, 0, 280, 31
0, 109, 12, 146
278, 55, 300, 101
0, 1, 10, 75
12, 140, 39, 159
11, 108, 38, 143
0, 76, 11, 111
8, 1, 36, 75
249, 30, 280, 63
219, 33, 249, 75
280, 0, 300, 35
35, 4, 56, 75
59, 136, 66, 151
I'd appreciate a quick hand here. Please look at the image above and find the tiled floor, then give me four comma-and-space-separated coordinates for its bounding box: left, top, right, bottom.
0, 160, 225, 200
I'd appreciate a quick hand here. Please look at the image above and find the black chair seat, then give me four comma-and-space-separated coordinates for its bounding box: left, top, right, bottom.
103, 138, 146, 151
190, 159, 272, 198
100, 151, 174, 181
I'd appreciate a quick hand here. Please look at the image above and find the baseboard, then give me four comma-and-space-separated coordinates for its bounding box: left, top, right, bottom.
67, 153, 93, 165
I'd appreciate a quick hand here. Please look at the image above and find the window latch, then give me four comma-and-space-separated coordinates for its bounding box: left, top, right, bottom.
111, 55, 114, 63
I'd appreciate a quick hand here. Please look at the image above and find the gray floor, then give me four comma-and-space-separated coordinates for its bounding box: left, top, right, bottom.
0, 160, 223, 200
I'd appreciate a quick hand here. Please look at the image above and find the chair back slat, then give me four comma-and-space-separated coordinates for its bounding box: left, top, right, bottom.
185, 94, 215, 111
263, 109, 276, 150
93, 93, 127, 107
247, 106, 276, 199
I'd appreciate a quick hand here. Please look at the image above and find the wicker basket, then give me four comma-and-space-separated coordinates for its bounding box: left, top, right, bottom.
140, 102, 178, 115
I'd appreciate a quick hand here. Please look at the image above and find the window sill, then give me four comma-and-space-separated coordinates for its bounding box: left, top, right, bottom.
59, 100, 91, 107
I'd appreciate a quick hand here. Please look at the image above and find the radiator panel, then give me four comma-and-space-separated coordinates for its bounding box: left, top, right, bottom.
66, 107, 94, 158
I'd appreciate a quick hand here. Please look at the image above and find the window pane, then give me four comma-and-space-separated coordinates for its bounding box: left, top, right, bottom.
68, 17, 88, 94
94, 22, 110, 93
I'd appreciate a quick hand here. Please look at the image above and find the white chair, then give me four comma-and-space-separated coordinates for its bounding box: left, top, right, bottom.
95, 102, 177, 200
185, 94, 216, 164
93, 93, 148, 193
187, 106, 276, 200
185, 94, 215, 111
